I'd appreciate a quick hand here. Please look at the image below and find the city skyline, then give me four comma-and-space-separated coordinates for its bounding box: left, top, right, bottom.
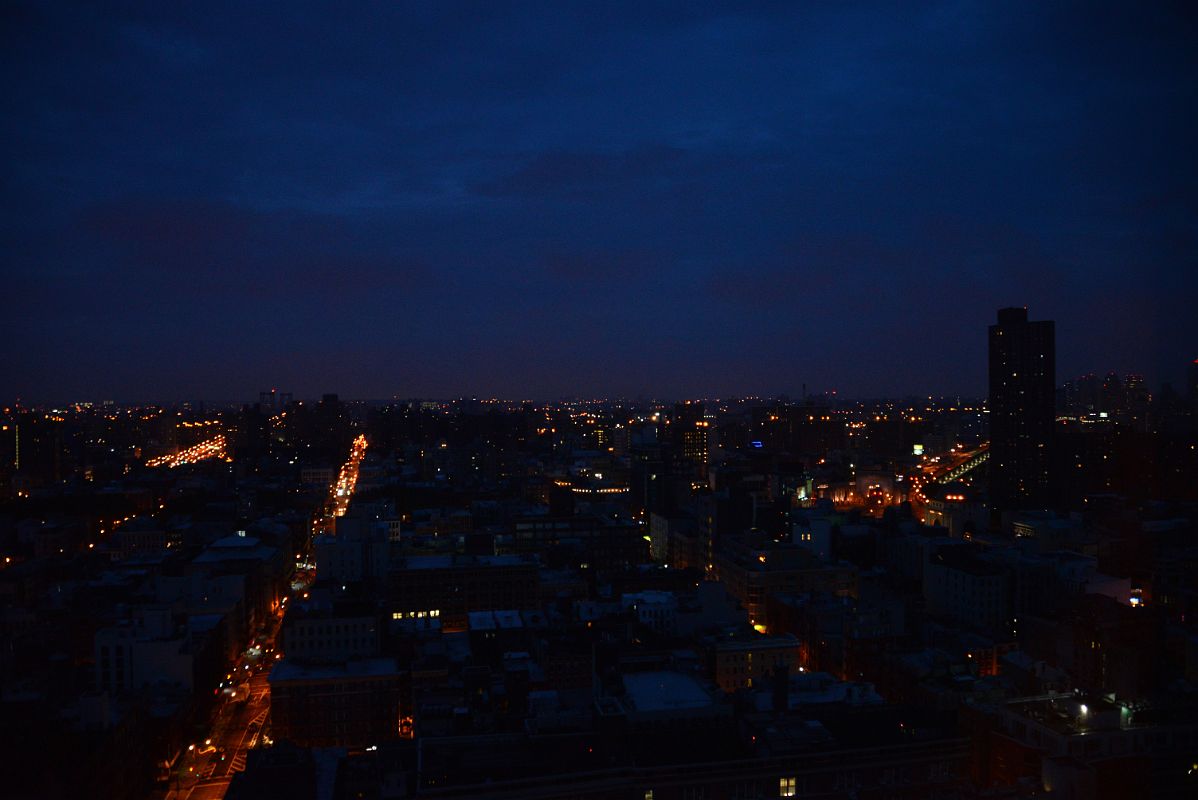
3, 312, 1196, 799
1, 350, 1185, 408
4, 2, 1197, 401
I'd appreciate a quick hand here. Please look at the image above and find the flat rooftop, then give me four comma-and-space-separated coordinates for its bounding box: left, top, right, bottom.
269, 656, 401, 683
400, 554, 532, 570
622, 671, 714, 713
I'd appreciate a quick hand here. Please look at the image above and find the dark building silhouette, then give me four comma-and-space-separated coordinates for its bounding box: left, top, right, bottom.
668, 401, 710, 478
1188, 358, 1198, 408
988, 307, 1055, 511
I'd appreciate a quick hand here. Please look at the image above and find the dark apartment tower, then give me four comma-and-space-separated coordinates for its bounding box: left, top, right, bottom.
988, 307, 1055, 511
1188, 359, 1198, 409
670, 402, 710, 478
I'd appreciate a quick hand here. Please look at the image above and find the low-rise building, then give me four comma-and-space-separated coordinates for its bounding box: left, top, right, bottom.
268, 657, 406, 748
709, 632, 801, 693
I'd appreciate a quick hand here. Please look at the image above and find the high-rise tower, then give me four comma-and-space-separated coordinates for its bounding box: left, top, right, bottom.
988, 307, 1055, 511
669, 402, 710, 479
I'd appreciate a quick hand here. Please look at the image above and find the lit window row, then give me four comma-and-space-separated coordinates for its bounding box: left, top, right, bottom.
392, 609, 440, 620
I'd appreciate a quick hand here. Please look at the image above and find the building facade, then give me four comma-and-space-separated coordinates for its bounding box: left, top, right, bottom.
989, 307, 1055, 511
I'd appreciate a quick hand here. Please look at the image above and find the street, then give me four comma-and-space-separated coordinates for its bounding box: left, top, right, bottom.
163, 604, 285, 800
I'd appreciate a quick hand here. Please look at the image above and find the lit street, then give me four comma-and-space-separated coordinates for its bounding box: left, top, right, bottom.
163, 602, 286, 800
146, 435, 229, 469
315, 434, 368, 534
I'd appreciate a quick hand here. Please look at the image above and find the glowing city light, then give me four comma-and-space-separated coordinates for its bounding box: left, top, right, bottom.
328, 435, 368, 520
146, 434, 228, 468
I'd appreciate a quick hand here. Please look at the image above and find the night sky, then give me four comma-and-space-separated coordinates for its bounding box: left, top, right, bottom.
3, 2, 1196, 402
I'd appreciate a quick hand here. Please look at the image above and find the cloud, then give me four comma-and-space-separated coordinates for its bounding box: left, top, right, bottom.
2, 2, 1197, 399
78, 198, 436, 298
475, 146, 691, 197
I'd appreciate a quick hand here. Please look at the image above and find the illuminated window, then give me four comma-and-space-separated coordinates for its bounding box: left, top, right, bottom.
779, 776, 797, 797
644, 792, 653, 800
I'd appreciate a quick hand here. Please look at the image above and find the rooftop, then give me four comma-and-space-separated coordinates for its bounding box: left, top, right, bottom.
400, 554, 532, 570
269, 657, 401, 683
622, 671, 714, 713
193, 537, 277, 564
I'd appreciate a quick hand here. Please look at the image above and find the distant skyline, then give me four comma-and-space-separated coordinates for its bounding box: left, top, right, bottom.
4, 2, 1196, 402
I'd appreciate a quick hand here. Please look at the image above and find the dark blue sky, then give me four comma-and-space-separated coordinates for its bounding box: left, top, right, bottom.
3, 2, 1196, 402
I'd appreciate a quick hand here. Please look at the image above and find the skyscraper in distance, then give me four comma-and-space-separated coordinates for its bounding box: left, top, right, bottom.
669, 401, 710, 478
988, 307, 1055, 512
1187, 358, 1198, 409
